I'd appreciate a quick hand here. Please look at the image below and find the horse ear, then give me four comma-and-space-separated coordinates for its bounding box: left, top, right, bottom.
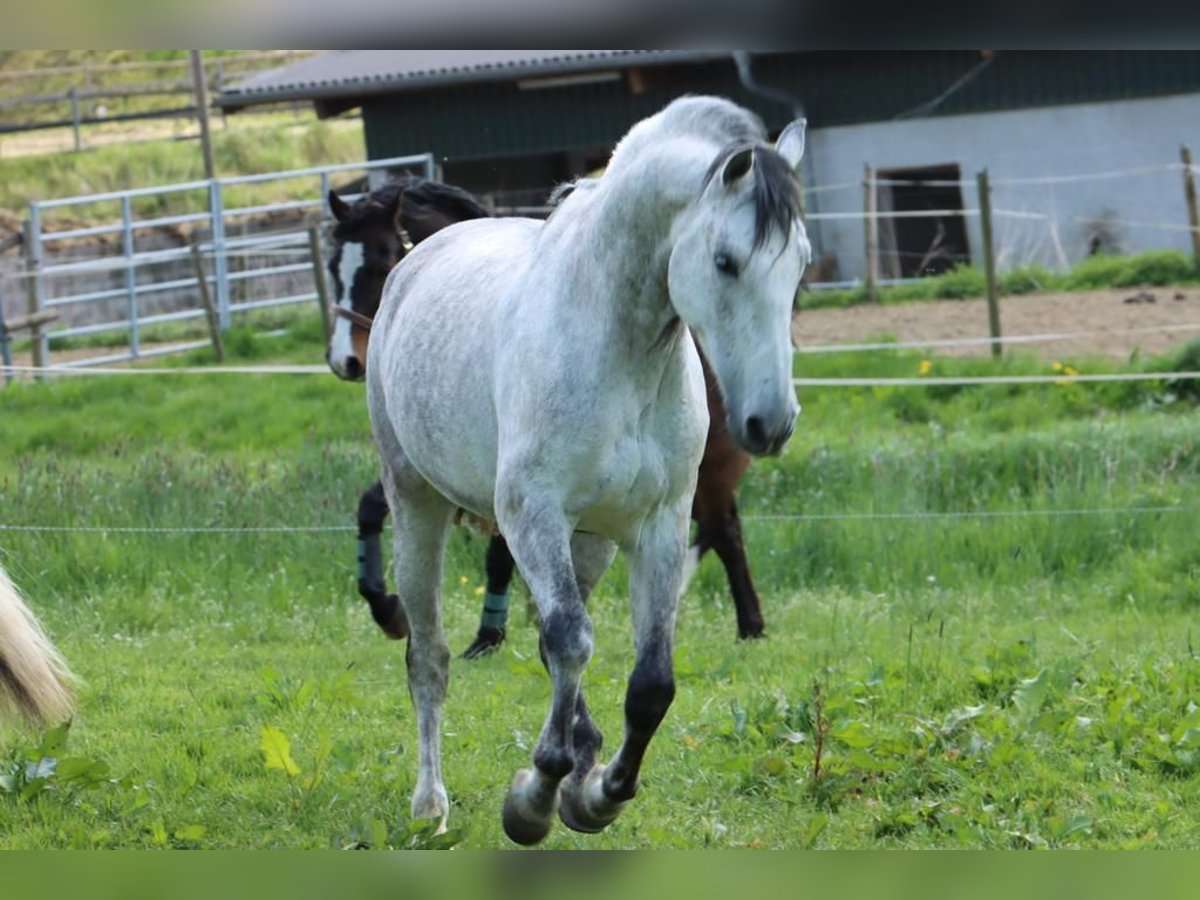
721, 147, 755, 187
774, 118, 807, 172
328, 190, 351, 223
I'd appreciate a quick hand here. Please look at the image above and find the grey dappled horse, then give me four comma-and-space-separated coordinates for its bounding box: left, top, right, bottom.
367, 96, 809, 843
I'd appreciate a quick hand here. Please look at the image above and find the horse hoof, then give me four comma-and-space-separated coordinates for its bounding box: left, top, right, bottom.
557, 767, 624, 834
501, 769, 555, 846
461, 626, 505, 660
369, 594, 409, 640
738, 626, 766, 641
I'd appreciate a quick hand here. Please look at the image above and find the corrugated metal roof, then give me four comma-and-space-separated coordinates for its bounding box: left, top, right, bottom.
217, 50, 730, 108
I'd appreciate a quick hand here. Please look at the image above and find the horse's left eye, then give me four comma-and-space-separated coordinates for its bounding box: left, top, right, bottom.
714, 253, 738, 277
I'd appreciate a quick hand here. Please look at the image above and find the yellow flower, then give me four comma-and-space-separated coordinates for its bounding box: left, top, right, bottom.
1055, 364, 1080, 386
918, 359, 933, 376
459, 575, 469, 585
473, 586, 485, 597
1051, 361, 1063, 372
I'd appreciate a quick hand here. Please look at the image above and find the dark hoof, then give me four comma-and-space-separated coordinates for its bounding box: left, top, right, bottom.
557, 767, 624, 835
737, 627, 767, 641
501, 771, 555, 846
461, 626, 505, 660
557, 791, 612, 834
367, 593, 409, 640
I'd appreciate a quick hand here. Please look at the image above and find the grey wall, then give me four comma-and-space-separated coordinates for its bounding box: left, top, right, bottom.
805, 92, 1200, 280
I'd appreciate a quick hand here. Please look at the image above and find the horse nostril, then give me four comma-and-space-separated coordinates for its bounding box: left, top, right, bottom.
345, 356, 363, 380
745, 415, 767, 450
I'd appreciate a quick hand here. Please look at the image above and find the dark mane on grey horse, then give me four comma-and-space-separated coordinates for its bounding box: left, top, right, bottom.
702, 143, 803, 250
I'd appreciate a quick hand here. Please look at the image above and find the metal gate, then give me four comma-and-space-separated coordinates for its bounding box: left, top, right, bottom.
19, 152, 435, 368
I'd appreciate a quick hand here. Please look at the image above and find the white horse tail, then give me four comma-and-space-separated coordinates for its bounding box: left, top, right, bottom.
0, 565, 73, 726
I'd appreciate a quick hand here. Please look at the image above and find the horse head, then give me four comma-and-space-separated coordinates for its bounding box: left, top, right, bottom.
667, 119, 809, 456
325, 186, 410, 381
325, 179, 492, 381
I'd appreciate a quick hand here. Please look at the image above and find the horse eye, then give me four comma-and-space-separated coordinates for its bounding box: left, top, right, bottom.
714, 253, 738, 277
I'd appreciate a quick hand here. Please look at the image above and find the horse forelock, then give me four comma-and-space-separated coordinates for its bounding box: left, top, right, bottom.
702, 143, 803, 251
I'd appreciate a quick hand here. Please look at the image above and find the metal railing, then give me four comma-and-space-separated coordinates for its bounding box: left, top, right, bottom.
21, 152, 436, 368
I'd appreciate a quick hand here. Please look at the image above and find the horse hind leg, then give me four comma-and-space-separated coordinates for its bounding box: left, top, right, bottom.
706, 499, 765, 639
356, 481, 408, 639
379, 468, 455, 830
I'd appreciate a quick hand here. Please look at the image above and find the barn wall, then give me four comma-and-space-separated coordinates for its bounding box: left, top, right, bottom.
806, 91, 1200, 277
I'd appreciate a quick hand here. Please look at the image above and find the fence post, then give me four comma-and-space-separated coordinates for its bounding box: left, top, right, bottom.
308, 225, 333, 345
0, 278, 10, 386
121, 196, 139, 359
69, 86, 82, 152
191, 242, 225, 362
208, 180, 230, 330
863, 163, 878, 302
21, 213, 47, 376
1182, 145, 1200, 266
976, 168, 1002, 359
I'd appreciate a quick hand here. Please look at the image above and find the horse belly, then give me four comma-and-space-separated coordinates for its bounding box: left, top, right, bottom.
375, 261, 506, 518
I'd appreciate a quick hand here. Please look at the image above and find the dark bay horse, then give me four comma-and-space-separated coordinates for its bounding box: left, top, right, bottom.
326, 176, 768, 658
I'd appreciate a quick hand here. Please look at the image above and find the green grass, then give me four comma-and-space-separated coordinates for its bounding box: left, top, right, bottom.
0, 114, 365, 223
2, 324, 1200, 847
803, 250, 1200, 310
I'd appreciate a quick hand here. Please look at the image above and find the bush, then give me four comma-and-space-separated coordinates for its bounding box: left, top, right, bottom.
1064, 250, 1199, 291
1000, 265, 1061, 295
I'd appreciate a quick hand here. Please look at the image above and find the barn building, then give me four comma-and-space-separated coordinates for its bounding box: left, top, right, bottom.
218, 50, 1200, 282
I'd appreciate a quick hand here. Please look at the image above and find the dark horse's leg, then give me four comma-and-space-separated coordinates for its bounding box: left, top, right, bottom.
694, 497, 765, 639
461, 536, 515, 659
357, 481, 409, 639
690, 351, 765, 639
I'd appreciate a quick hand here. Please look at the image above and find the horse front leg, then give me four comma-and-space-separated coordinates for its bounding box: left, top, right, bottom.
356, 481, 408, 639
558, 508, 686, 833
498, 501, 593, 845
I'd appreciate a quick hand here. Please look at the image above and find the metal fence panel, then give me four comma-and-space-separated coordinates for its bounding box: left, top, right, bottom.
24, 152, 436, 368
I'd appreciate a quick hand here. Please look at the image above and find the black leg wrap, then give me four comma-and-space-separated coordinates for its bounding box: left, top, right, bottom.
355, 484, 406, 639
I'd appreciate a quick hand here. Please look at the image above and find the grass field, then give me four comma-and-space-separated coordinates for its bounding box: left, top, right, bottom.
2, 317, 1199, 848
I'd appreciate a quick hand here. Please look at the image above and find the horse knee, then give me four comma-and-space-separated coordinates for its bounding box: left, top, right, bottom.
540, 607, 593, 673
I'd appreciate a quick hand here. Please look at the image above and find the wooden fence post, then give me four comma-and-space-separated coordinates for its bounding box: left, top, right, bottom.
21, 218, 46, 378
191, 242, 225, 362
308, 225, 333, 345
976, 168, 1002, 359
1182, 146, 1200, 266
69, 86, 83, 152
863, 163, 879, 302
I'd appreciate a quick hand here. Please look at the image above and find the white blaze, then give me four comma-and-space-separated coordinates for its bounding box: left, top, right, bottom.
328, 241, 364, 378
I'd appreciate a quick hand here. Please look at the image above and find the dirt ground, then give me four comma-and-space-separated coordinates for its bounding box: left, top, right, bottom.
7, 286, 1200, 376
793, 286, 1200, 360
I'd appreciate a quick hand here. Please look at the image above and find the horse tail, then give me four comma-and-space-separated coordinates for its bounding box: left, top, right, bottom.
0, 565, 73, 726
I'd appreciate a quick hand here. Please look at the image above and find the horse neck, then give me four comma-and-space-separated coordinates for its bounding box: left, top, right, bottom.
561, 138, 716, 356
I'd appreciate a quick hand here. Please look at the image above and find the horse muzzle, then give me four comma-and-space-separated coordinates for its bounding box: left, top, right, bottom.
326, 350, 365, 382
730, 402, 799, 457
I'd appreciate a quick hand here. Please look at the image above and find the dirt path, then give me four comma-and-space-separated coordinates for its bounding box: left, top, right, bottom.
795, 286, 1200, 359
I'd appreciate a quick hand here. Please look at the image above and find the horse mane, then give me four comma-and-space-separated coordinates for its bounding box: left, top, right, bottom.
702, 143, 802, 251
333, 175, 490, 241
